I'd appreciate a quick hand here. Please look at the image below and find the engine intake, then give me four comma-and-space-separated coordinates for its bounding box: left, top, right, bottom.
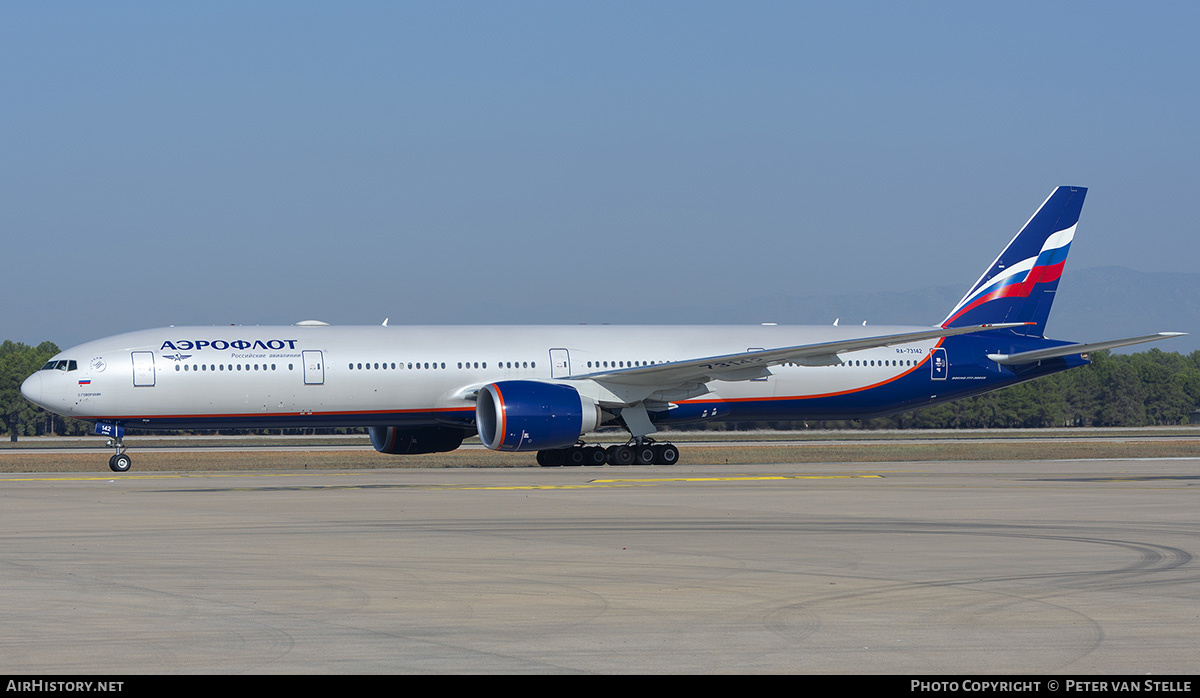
476, 380, 601, 452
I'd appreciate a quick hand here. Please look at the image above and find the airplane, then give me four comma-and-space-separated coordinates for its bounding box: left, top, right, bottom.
20, 186, 1184, 472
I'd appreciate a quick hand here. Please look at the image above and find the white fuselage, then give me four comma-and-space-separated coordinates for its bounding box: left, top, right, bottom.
23, 323, 949, 430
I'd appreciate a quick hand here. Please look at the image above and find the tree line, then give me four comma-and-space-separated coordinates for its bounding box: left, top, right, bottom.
1, 340, 71, 439
3, 339, 1199, 439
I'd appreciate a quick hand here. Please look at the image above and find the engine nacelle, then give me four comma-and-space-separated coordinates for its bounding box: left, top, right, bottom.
476, 380, 601, 452
369, 426, 465, 454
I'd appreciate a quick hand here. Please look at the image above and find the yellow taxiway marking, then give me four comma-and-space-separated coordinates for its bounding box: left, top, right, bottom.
591, 474, 884, 483
0, 472, 354, 482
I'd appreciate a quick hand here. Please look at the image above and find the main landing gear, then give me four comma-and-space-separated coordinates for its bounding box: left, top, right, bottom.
536, 438, 680, 467
106, 436, 131, 473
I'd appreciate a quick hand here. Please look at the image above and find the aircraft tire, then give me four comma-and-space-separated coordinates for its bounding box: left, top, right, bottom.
566, 447, 586, 466
606, 445, 634, 466
583, 447, 607, 466
109, 454, 132, 473
654, 444, 680, 465
536, 450, 564, 467
633, 444, 656, 465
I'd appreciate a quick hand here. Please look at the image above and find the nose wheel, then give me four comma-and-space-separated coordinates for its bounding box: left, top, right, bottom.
108, 453, 132, 472
106, 437, 132, 472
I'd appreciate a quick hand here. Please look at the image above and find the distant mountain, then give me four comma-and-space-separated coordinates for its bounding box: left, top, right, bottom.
1048, 267, 1198, 352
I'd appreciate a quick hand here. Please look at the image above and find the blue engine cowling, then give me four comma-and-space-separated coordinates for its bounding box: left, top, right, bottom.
476, 380, 601, 452
369, 426, 465, 454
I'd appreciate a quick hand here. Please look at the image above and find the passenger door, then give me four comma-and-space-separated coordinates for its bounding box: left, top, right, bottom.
302, 350, 325, 385
549, 348, 570, 378
132, 352, 155, 387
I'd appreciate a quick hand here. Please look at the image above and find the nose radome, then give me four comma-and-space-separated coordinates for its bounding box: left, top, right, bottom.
20, 373, 42, 406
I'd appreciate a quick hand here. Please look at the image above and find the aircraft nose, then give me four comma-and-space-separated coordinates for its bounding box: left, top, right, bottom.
20, 373, 42, 407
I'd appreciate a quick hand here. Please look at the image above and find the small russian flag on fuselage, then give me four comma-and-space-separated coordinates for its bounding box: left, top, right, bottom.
78, 379, 91, 385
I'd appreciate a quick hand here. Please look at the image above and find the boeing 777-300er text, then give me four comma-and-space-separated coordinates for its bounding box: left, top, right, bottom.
21, 187, 1184, 471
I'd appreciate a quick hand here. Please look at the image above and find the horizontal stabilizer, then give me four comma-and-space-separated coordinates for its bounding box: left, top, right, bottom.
987, 332, 1186, 365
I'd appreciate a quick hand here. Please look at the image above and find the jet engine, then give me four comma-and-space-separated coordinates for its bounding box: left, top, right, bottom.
476, 380, 601, 452
368, 426, 465, 454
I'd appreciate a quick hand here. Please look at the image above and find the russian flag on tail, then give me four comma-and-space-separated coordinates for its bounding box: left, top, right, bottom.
942, 186, 1086, 338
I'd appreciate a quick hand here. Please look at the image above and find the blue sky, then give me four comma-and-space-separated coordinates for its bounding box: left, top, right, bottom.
3, 2, 1197, 347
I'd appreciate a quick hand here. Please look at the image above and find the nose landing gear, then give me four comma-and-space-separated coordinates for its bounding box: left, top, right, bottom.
105, 437, 131, 472
94, 423, 132, 472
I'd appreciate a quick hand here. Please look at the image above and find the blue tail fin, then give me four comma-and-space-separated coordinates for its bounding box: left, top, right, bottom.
942, 186, 1086, 337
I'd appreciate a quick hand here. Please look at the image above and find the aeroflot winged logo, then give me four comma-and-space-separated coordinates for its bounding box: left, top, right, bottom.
942, 224, 1075, 327
159, 339, 301, 351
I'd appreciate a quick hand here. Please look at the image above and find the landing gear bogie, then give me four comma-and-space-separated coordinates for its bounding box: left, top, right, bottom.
536, 440, 680, 467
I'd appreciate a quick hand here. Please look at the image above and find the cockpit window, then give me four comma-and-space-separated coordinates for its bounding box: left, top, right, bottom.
41, 360, 78, 371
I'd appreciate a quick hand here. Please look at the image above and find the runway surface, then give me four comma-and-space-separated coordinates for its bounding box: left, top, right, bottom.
1, 458, 1197, 674
6, 426, 1200, 455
